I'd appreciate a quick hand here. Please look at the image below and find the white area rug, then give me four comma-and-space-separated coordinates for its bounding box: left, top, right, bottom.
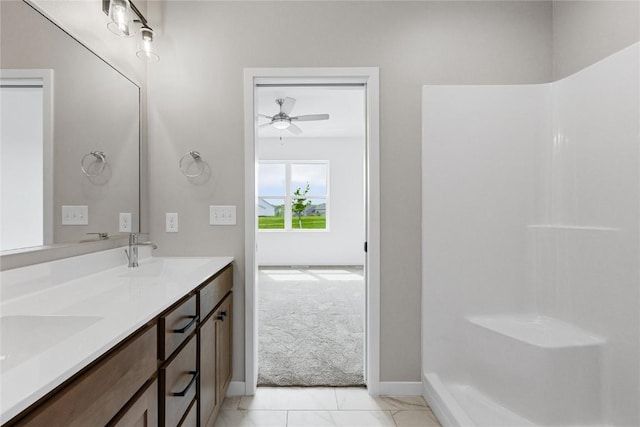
258, 267, 365, 386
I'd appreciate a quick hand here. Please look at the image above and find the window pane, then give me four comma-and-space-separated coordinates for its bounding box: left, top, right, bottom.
291, 198, 326, 230
258, 197, 285, 229
290, 163, 327, 196
258, 163, 285, 196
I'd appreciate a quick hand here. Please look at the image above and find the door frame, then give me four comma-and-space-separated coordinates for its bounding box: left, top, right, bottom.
0, 68, 54, 247
243, 67, 380, 395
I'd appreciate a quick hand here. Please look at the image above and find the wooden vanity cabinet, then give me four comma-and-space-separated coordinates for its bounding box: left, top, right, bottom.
5, 262, 233, 427
10, 324, 157, 427
197, 265, 233, 427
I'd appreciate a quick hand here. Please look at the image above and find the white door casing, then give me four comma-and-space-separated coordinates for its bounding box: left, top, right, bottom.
243, 67, 380, 395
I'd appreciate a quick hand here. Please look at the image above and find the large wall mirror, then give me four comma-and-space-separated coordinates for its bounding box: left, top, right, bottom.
0, 1, 140, 254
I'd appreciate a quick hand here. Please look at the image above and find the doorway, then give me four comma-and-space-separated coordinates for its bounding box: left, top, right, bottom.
0, 69, 53, 251
244, 68, 380, 395
255, 85, 366, 386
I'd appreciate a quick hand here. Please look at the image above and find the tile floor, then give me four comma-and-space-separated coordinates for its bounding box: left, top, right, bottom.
214, 387, 442, 427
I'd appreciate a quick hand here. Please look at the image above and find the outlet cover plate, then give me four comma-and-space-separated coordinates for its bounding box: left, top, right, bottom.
166, 213, 178, 232
119, 212, 132, 232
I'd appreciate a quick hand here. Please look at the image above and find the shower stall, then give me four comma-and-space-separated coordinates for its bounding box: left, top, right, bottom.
421, 43, 639, 426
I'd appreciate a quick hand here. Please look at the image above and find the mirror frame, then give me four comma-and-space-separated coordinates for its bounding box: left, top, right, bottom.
0, 1, 142, 271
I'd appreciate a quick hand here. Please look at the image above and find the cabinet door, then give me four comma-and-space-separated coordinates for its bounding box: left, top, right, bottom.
15, 325, 157, 427
199, 313, 216, 427
109, 379, 158, 427
216, 294, 233, 402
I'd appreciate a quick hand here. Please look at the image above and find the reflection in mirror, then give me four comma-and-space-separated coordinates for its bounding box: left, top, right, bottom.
0, 1, 140, 253
1, 71, 53, 250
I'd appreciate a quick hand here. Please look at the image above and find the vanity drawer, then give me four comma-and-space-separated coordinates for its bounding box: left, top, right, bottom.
160, 335, 197, 427
15, 325, 157, 427
199, 265, 232, 319
178, 399, 197, 427
160, 295, 197, 361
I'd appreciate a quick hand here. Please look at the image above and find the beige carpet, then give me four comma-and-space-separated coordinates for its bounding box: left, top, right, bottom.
258, 266, 365, 386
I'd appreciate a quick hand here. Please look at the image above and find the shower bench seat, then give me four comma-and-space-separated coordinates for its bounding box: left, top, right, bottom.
464, 314, 605, 426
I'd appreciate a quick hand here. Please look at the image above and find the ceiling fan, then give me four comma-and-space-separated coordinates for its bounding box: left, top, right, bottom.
259, 97, 329, 135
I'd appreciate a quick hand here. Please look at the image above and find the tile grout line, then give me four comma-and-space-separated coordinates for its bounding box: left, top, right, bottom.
389, 409, 399, 427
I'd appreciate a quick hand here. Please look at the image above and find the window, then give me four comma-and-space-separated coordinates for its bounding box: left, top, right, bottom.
258, 161, 329, 231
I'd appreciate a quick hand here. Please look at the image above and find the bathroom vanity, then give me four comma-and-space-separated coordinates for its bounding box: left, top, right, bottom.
0, 250, 234, 427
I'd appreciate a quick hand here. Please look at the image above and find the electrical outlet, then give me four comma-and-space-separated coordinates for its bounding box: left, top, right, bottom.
119, 212, 132, 232
166, 213, 178, 232
62, 205, 88, 225
210, 205, 236, 225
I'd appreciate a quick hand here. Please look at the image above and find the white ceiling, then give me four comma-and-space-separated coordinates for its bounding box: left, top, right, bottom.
256, 86, 365, 139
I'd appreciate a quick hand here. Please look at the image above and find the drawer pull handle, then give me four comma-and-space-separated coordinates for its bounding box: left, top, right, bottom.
217, 311, 228, 321
172, 315, 199, 333
171, 371, 199, 397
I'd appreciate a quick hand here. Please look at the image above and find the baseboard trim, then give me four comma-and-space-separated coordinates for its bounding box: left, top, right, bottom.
423, 373, 473, 427
226, 381, 246, 396
378, 381, 423, 396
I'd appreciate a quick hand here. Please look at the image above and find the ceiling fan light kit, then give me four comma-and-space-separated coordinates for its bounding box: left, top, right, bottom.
272, 117, 291, 130
259, 97, 330, 135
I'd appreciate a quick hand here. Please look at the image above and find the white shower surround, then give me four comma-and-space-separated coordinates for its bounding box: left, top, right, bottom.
422, 43, 639, 426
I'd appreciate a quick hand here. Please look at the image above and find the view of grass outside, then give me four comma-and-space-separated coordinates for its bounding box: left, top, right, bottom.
259, 216, 284, 229
291, 216, 326, 229
258, 213, 327, 229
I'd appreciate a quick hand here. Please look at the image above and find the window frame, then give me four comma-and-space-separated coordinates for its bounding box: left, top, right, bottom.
258, 160, 330, 232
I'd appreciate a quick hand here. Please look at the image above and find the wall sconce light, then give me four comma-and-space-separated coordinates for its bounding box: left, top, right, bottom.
103, 0, 159, 62
137, 27, 159, 63
106, 0, 135, 37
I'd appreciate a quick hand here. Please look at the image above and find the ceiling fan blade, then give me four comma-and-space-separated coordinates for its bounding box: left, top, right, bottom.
280, 97, 296, 115
290, 114, 330, 122
287, 123, 303, 135
258, 114, 272, 119
259, 122, 272, 128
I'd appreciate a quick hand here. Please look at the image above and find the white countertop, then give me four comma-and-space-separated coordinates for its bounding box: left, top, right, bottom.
0, 248, 233, 423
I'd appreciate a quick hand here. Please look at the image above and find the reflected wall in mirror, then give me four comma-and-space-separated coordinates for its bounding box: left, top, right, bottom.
0, 0, 140, 252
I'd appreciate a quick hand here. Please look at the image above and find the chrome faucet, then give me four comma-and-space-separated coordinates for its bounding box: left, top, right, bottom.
125, 233, 158, 268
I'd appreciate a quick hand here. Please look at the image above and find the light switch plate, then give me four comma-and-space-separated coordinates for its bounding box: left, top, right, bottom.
166, 212, 178, 232
210, 205, 236, 225
119, 212, 132, 232
62, 205, 88, 225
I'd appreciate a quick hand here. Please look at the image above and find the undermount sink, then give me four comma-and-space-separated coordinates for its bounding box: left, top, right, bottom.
118, 258, 213, 279
0, 315, 103, 373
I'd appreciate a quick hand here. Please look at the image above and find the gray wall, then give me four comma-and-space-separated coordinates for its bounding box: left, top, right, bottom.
552, 0, 640, 79
147, 1, 553, 383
